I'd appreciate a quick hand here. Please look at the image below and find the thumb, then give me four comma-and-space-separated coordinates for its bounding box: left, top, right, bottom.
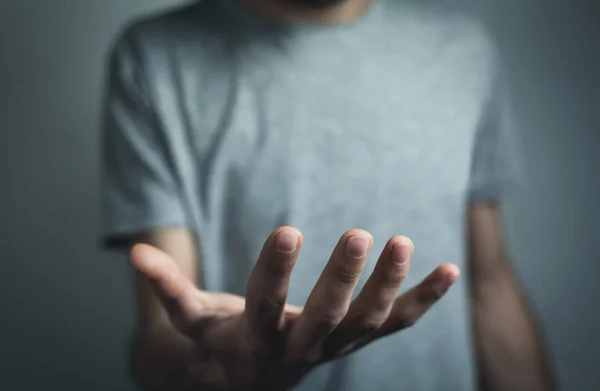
131, 243, 202, 323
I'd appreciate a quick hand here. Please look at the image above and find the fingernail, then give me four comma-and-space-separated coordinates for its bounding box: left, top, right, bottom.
345, 235, 370, 259
392, 242, 412, 265
275, 230, 299, 254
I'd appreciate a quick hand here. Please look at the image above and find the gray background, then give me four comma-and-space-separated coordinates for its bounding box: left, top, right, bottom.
0, 0, 598, 390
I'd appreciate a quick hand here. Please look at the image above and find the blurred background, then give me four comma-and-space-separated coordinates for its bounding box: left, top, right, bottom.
0, 0, 598, 390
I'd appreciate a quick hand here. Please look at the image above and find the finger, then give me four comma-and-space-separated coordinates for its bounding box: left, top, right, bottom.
324, 236, 414, 353
287, 229, 372, 358
245, 227, 302, 333
373, 263, 460, 338
130, 243, 202, 324
341, 264, 460, 355
284, 303, 303, 318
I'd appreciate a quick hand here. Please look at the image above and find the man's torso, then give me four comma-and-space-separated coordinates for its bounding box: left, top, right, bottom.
123, 1, 496, 388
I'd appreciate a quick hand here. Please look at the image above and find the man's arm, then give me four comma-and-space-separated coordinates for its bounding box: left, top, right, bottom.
468, 203, 555, 391
128, 228, 201, 390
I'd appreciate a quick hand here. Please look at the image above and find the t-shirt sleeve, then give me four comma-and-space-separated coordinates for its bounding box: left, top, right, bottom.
100, 29, 187, 248
467, 60, 526, 203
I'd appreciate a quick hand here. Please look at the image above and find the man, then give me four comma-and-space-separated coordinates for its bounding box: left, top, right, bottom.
101, 0, 556, 389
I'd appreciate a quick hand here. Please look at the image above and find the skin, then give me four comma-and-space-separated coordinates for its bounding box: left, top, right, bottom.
124, 1, 555, 390
468, 204, 556, 390
130, 228, 459, 390
128, 205, 554, 391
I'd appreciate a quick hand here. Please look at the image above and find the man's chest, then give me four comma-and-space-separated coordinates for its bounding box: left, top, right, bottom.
153, 26, 494, 241
181, 42, 485, 205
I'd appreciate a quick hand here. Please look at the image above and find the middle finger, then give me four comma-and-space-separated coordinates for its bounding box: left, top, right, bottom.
287, 229, 373, 359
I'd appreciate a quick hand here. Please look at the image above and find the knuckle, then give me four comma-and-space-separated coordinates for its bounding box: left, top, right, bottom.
254, 295, 286, 318
379, 269, 405, 289
395, 313, 418, 329
417, 287, 444, 303
263, 259, 293, 279
355, 316, 385, 334
333, 265, 362, 285
313, 313, 344, 333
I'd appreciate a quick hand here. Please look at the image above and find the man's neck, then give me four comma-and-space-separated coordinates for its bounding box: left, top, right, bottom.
234, 0, 374, 25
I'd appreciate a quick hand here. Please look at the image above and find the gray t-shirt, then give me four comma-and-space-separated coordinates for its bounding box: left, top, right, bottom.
101, 0, 523, 390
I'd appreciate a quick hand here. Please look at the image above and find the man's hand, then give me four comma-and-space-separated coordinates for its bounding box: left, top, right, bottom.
131, 227, 460, 391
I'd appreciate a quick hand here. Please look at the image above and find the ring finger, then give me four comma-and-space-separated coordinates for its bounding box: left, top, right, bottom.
323, 236, 414, 356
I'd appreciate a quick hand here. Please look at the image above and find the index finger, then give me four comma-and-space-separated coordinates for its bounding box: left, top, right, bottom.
245, 227, 303, 334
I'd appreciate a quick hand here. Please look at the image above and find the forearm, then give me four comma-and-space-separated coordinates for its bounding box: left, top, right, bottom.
470, 266, 555, 391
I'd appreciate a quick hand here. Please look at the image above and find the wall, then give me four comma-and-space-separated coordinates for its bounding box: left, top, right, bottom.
0, 0, 598, 389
